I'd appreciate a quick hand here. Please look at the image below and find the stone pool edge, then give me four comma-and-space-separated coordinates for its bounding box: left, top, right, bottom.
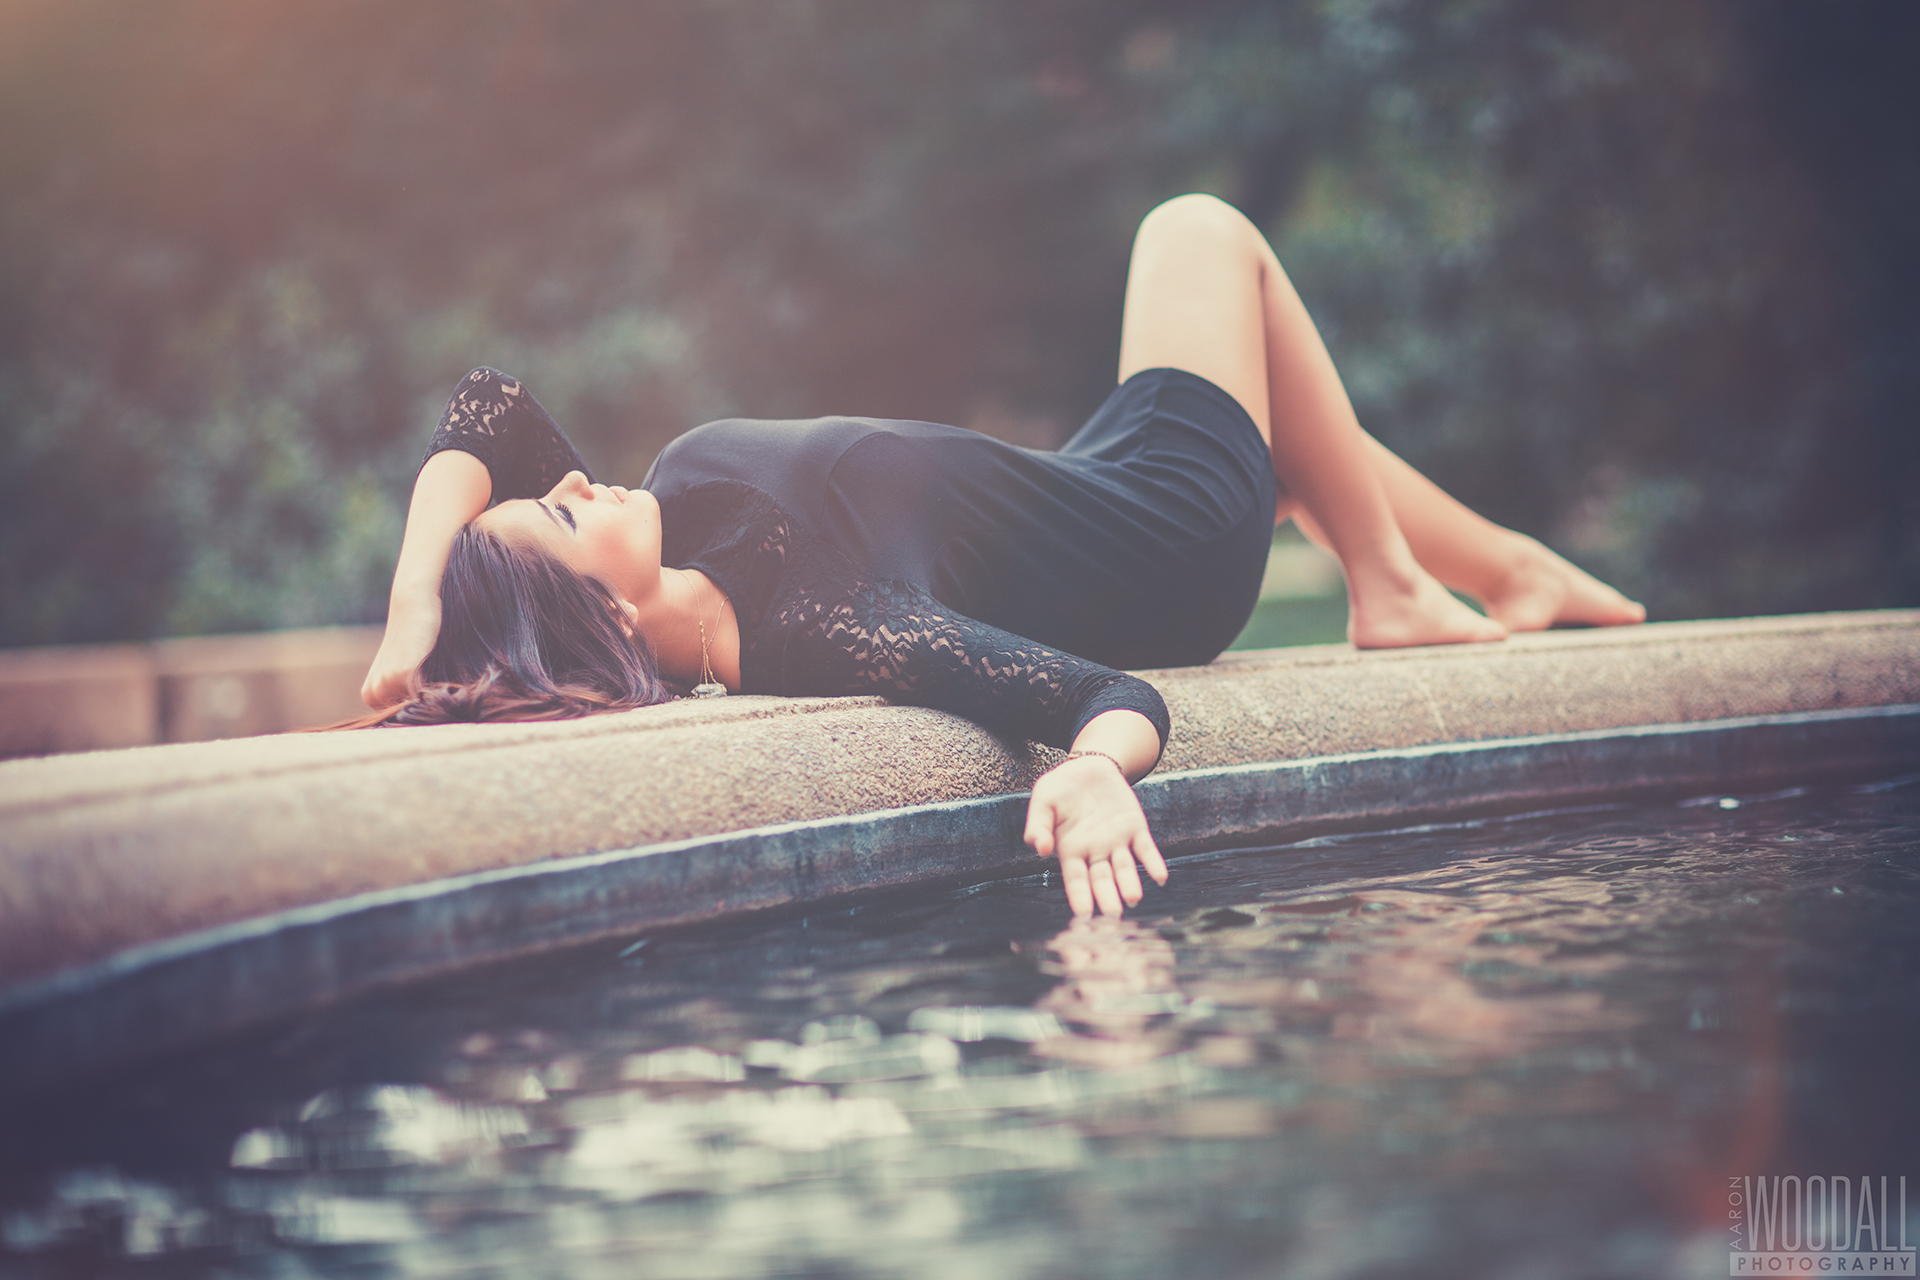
1, 702, 1915, 1097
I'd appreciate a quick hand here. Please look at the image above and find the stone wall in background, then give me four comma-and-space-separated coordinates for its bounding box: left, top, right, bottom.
0, 627, 380, 760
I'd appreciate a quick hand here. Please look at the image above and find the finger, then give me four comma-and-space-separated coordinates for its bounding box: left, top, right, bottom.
1024, 798, 1056, 858
1059, 856, 1094, 919
1132, 828, 1169, 886
1110, 844, 1146, 906
1088, 857, 1125, 918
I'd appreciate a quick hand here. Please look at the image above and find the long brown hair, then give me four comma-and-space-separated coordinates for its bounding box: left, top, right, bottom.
306, 522, 683, 731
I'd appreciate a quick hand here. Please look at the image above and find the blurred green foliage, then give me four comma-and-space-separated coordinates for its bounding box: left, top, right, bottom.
1, 0, 1913, 647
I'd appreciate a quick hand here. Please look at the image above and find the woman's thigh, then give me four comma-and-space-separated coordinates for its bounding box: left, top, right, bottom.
1114, 193, 1273, 448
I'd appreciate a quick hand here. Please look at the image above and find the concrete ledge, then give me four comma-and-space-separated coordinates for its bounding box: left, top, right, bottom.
0, 610, 1915, 1092
1, 705, 1914, 1097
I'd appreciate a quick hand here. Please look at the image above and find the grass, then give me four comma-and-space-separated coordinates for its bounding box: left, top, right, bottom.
1228, 591, 1350, 650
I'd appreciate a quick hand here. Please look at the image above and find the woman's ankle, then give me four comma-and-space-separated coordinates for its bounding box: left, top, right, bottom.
1345, 553, 1427, 603
1345, 561, 1509, 647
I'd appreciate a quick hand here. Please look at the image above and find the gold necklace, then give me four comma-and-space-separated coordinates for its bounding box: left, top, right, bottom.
690, 582, 731, 698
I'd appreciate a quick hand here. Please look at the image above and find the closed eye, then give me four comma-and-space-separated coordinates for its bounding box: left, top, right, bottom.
535, 500, 577, 534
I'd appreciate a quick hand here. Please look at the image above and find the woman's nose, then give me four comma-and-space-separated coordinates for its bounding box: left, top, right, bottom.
550, 469, 591, 500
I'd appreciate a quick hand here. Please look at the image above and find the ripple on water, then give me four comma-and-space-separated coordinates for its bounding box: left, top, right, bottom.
1, 773, 1917, 1279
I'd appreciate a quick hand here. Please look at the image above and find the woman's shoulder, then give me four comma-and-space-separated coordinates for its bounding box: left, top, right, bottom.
644, 414, 890, 495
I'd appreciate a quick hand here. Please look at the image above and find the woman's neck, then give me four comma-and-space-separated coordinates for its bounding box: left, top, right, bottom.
644, 566, 741, 690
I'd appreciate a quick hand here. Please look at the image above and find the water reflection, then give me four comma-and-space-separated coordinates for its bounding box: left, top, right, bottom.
1, 774, 1916, 1279
1029, 917, 1188, 1067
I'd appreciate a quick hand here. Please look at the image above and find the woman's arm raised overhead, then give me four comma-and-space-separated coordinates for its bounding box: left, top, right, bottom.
385, 450, 490, 612
363, 368, 597, 707
361, 448, 489, 707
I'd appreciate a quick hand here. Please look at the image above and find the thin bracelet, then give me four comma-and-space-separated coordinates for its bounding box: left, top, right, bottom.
1047, 749, 1130, 784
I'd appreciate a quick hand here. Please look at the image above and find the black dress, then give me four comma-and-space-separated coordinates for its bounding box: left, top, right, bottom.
420, 365, 1278, 769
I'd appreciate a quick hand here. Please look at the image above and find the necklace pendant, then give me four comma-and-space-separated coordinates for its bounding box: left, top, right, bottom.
690, 681, 729, 698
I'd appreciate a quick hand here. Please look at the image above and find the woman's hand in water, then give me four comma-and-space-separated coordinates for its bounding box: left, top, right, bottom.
361, 598, 442, 708
1024, 756, 1169, 919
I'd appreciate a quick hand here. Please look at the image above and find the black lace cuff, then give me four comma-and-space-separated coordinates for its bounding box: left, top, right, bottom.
763, 569, 1173, 766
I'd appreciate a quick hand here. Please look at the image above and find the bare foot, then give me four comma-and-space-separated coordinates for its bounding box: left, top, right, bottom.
1478, 535, 1648, 632
1348, 567, 1509, 649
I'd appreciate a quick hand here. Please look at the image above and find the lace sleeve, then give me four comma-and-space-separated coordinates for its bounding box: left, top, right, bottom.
769, 576, 1172, 766
418, 366, 594, 502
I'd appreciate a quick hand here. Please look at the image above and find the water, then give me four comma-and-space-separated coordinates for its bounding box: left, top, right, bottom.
2, 773, 1917, 1279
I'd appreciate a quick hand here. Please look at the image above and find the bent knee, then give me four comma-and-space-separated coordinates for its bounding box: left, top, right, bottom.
1138, 192, 1257, 244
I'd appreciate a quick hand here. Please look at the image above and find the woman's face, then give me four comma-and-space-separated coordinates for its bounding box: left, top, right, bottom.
475, 470, 663, 608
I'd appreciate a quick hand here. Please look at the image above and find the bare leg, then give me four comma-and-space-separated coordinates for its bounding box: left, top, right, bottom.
1114, 193, 1642, 645
1246, 224, 1506, 646
1116, 194, 1506, 647
1281, 423, 1648, 630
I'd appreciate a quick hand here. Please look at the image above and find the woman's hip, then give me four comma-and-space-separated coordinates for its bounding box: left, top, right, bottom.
1127, 514, 1274, 665
1040, 513, 1274, 669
